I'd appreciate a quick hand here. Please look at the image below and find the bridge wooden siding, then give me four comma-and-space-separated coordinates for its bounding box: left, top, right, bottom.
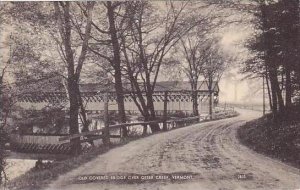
9, 134, 71, 154
16, 92, 217, 114
15, 81, 220, 114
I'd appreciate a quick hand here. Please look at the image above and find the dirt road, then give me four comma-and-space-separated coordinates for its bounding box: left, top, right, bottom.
46, 109, 300, 190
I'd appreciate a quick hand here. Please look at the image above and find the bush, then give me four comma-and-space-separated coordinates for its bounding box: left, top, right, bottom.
238, 114, 300, 169
0, 127, 8, 185
168, 111, 188, 118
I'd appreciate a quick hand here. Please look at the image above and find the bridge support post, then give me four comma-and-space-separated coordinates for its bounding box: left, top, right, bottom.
163, 91, 168, 131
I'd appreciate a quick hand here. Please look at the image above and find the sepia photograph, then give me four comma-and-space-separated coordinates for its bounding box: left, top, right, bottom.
0, 1, 300, 190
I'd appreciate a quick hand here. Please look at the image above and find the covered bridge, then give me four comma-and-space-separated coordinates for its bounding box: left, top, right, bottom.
10, 79, 219, 153
16, 80, 219, 115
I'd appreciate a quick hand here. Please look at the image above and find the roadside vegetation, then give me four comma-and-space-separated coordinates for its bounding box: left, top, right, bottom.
238, 106, 300, 169
7, 144, 110, 190
0, 128, 8, 186
237, 0, 300, 169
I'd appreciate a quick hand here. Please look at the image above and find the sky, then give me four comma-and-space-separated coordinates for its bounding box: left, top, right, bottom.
216, 9, 264, 105
154, 1, 265, 105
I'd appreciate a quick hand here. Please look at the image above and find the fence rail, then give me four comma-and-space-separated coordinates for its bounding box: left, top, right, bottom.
58, 92, 204, 145
9, 116, 203, 154
58, 116, 200, 144
9, 109, 237, 154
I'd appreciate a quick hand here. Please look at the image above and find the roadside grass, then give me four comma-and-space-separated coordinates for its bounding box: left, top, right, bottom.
6, 111, 239, 190
237, 108, 300, 169
6, 144, 111, 190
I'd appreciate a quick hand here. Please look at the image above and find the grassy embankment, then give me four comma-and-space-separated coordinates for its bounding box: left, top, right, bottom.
238, 106, 300, 169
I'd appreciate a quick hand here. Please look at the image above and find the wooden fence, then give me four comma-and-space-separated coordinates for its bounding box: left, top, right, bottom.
9, 116, 201, 154
58, 116, 201, 145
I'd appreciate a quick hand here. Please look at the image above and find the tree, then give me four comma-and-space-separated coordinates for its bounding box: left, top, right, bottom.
178, 34, 210, 116
243, 0, 300, 121
0, 3, 10, 185
120, 1, 202, 132
53, 2, 95, 154
5, 2, 111, 152
202, 41, 227, 119
278, 0, 299, 113
0, 54, 8, 185
78, 2, 129, 137
106, 2, 127, 136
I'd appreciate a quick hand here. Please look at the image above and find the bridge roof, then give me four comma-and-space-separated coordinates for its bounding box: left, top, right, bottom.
79, 81, 219, 93
17, 79, 219, 103
18, 76, 219, 96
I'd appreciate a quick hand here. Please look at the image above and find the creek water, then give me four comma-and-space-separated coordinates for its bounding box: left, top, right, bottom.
5, 158, 36, 180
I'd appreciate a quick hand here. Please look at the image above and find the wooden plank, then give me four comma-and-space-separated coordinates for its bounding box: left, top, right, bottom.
78, 135, 104, 143
59, 129, 104, 141
59, 121, 157, 142
110, 120, 164, 128
110, 135, 121, 138
62, 134, 121, 144
166, 116, 199, 123
59, 120, 162, 142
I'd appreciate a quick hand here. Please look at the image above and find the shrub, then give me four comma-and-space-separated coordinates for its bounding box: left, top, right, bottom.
0, 127, 8, 185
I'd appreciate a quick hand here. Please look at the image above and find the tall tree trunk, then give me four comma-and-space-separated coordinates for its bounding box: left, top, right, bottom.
77, 86, 95, 146
191, 82, 199, 116
0, 77, 6, 184
192, 91, 199, 116
208, 76, 213, 120
54, 1, 94, 154
285, 67, 292, 111
60, 1, 81, 155
261, 4, 279, 119
268, 67, 281, 120
0, 127, 6, 185
68, 77, 81, 155
107, 1, 128, 137
267, 50, 284, 117
275, 78, 285, 115
142, 111, 151, 135
265, 71, 273, 111
281, 0, 299, 117
146, 91, 160, 132
77, 87, 88, 131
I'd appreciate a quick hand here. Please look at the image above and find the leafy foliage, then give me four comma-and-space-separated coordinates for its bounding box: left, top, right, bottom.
0, 127, 8, 185
243, 0, 300, 119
